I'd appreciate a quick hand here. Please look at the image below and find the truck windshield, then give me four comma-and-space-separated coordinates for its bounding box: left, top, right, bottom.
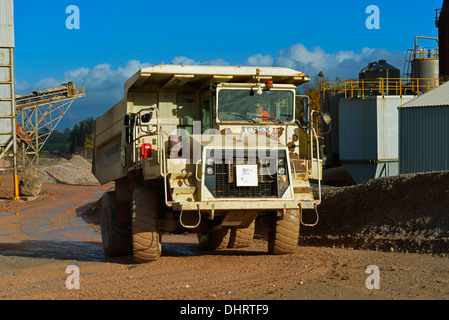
218, 89, 294, 122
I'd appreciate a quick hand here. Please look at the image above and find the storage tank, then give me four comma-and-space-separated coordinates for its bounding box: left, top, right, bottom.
439, 0, 449, 80
412, 58, 439, 79
359, 60, 401, 95
411, 38, 440, 92
412, 58, 439, 91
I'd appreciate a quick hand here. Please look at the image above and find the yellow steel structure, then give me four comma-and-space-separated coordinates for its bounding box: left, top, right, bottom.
321, 78, 443, 100
14, 83, 86, 167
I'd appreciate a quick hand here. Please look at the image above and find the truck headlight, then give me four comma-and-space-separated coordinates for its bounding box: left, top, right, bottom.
206, 158, 215, 167
206, 166, 215, 175
278, 167, 286, 175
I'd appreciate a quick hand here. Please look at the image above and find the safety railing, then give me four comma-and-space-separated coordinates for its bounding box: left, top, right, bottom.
413, 47, 439, 60
73, 86, 86, 97
321, 78, 444, 99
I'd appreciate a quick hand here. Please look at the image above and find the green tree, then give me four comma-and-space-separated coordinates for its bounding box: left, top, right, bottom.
296, 72, 327, 156
69, 117, 96, 153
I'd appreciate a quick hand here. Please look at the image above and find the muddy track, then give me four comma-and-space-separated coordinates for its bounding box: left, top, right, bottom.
0, 177, 448, 301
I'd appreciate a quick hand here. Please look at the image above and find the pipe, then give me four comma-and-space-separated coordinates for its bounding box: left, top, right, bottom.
414, 36, 439, 58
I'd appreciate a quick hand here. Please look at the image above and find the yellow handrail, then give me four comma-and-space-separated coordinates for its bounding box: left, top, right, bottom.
321, 78, 444, 99
73, 86, 86, 96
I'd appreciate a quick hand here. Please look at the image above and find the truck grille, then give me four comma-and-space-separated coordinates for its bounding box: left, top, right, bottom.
215, 161, 278, 198
204, 150, 289, 199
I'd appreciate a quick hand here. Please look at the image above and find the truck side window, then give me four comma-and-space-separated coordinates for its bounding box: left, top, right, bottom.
202, 98, 211, 133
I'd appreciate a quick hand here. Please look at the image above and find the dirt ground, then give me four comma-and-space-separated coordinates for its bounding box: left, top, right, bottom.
0, 168, 448, 302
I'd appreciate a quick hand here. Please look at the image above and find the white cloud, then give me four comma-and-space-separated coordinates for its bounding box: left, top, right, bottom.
15, 44, 405, 128
172, 56, 198, 65
15, 60, 152, 128
245, 54, 274, 67
118, 60, 152, 78
272, 44, 404, 80
171, 56, 230, 66
244, 44, 404, 81
202, 58, 230, 66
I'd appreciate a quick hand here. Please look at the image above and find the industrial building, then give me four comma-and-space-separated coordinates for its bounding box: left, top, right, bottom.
398, 80, 449, 174
338, 93, 416, 184
321, 1, 449, 185
321, 59, 439, 184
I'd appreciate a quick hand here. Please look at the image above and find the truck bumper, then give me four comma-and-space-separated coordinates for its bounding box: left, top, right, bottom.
172, 199, 316, 212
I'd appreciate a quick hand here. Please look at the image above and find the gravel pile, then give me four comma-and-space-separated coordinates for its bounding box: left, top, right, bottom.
38, 155, 99, 185
301, 171, 449, 254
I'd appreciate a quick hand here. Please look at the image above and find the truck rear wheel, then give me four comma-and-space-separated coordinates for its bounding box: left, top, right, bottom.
228, 220, 255, 248
101, 190, 132, 257
268, 209, 300, 255
132, 186, 162, 263
197, 229, 230, 250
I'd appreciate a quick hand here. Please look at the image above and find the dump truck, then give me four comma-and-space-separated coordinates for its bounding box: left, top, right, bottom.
92, 65, 330, 263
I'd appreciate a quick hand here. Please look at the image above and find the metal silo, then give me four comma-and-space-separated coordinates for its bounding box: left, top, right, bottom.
359, 60, 401, 95
0, 0, 20, 200
410, 36, 440, 92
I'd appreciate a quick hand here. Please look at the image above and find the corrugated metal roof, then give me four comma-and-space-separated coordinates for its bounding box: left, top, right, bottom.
398, 81, 449, 108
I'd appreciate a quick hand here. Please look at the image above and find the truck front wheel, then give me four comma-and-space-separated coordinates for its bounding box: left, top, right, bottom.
228, 220, 255, 248
132, 186, 162, 263
101, 189, 132, 257
197, 229, 230, 250
268, 209, 300, 255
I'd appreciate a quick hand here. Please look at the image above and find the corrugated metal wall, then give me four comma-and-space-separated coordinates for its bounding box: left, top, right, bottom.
0, 0, 14, 47
377, 96, 415, 160
399, 106, 449, 173
339, 98, 378, 161
339, 96, 415, 161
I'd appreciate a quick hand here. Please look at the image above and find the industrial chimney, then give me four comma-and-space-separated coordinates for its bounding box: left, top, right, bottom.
439, 0, 449, 80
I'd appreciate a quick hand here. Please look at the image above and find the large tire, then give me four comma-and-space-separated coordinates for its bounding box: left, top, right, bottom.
268, 209, 300, 255
132, 186, 162, 263
228, 220, 255, 248
101, 190, 132, 257
197, 229, 230, 250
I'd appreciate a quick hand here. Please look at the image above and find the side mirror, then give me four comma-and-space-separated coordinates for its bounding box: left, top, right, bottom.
124, 114, 135, 144
296, 95, 310, 128
303, 97, 310, 125
141, 112, 153, 123
322, 112, 332, 125
124, 114, 131, 126
320, 112, 332, 135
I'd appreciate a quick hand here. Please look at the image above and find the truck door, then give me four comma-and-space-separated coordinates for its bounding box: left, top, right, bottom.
202, 96, 212, 133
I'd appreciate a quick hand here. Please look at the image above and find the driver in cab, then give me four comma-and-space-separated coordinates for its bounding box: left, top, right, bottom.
254, 103, 274, 120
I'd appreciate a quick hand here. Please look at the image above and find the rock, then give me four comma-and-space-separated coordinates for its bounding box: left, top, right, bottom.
19, 176, 42, 196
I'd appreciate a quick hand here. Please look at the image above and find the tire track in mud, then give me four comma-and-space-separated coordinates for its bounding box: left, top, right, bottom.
0, 183, 111, 261
81, 236, 338, 300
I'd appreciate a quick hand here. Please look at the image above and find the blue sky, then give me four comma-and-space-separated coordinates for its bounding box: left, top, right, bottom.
12, 0, 443, 128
